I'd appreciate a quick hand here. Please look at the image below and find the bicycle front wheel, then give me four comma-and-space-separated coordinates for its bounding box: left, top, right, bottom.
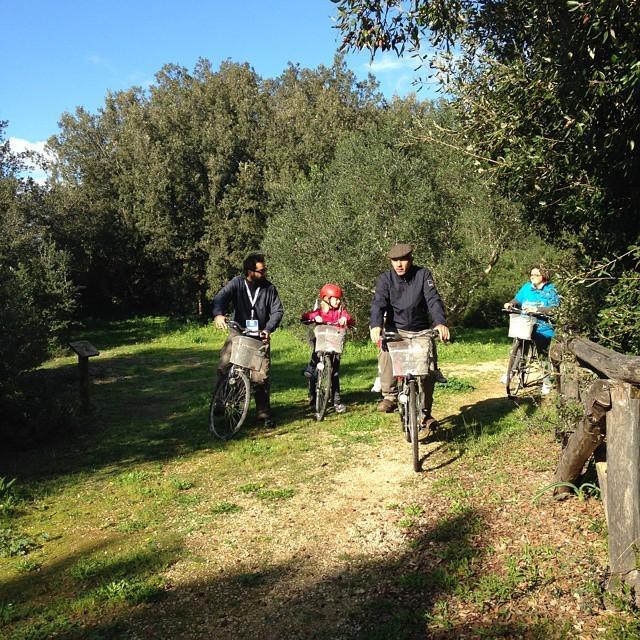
408, 380, 420, 472
506, 340, 525, 397
315, 354, 332, 421
209, 369, 251, 440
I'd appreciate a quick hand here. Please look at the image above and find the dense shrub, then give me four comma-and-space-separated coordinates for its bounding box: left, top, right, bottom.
0, 368, 81, 449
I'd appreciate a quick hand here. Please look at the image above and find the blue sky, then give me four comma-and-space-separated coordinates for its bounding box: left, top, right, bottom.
2, 0, 434, 153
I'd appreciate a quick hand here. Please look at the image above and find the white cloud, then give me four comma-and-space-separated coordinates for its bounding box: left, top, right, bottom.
9, 137, 48, 156
366, 54, 413, 73
8, 137, 53, 184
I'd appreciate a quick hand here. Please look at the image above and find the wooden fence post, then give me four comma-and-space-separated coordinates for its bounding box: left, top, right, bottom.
553, 379, 609, 496
606, 381, 640, 601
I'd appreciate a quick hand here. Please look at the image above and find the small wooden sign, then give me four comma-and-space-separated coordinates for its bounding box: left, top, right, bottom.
68, 340, 100, 358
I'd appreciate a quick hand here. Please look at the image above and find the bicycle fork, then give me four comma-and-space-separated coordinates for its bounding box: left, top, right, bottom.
398, 377, 428, 424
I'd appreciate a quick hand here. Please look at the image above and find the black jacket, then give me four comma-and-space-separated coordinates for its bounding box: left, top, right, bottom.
212, 276, 284, 334
369, 265, 447, 332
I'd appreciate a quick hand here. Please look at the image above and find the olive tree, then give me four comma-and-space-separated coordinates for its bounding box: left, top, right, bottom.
264, 100, 523, 332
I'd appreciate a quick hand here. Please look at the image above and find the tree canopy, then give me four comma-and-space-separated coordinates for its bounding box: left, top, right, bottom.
0, 122, 76, 388
45, 56, 385, 315
264, 99, 529, 332
334, 0, 640, 249
333, 0, 640, 350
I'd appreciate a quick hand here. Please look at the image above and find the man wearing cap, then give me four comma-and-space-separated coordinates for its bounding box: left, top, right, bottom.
369, 243, 450, 423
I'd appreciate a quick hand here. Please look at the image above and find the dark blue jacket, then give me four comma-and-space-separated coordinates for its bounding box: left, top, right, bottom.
370, 265, 447, 332
212, 276, 284, 334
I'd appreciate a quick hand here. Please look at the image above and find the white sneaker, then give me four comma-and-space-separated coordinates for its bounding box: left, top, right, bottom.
541, 383, 552, 395
371, 376, 382, 392
500, 374, 508, 385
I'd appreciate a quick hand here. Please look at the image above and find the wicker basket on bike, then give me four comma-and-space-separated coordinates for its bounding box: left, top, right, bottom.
386, 332, 435, 377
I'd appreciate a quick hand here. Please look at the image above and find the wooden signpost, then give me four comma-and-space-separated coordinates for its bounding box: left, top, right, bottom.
68, 340, 100, 412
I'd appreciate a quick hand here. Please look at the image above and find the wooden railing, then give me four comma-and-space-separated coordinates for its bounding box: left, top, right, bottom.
550, 338, 640, 601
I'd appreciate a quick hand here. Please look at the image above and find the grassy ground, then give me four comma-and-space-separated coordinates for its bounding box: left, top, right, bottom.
0, 318, 638, 639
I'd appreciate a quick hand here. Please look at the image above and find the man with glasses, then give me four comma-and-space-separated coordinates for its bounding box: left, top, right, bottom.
503, 265, 560, 394
213, 253, 284, 427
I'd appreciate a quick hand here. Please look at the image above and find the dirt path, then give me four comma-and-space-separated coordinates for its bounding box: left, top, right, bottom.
140, 360, 610, 639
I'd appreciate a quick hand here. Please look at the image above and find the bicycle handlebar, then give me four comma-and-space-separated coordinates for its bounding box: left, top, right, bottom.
382, 328, 439, 344
501, 307, 550, 321
227, 320, 268, 340
300, 319, 349, 328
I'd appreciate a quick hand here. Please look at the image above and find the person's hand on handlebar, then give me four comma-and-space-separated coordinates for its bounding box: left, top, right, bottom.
214, 315, 228, 330
337, 316, 347, 327
314, 315, 324, 323
434, 324, 450, 342
259, 330, 270, 343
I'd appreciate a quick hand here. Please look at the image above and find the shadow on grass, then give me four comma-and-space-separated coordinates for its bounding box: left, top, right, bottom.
0, 534, 184, 639
2, 505, 566, 640
439, 393, 539, 442
0, 336, 382, 484
0, 342, 318, 482
1, 508, 471, 639
408, 389, 539, 473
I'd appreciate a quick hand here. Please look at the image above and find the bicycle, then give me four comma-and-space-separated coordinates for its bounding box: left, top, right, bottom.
303, 321, 347, 421
504, 309, 550, 398
209, 321, 268, 440
383, 328, 438, 472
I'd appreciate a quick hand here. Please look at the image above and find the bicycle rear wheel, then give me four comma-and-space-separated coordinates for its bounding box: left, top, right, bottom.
315, 354, 332, 421
525, 342, 547, 392
209, 369, 251, 440
408, 381, 420, 472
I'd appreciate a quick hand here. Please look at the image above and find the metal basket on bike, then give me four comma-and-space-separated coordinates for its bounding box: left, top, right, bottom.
387, 335, 434, 377
230, 335, 266, 371
314, 325, 346, 354
508, 313, 536, 340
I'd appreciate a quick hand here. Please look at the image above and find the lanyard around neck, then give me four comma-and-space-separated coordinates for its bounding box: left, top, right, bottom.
244, 280, 260, 318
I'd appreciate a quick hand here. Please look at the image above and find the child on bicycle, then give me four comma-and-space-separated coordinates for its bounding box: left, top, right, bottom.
301, 283, 355, 414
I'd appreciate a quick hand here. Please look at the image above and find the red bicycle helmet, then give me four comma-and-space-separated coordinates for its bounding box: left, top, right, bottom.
319, 283, 343, 300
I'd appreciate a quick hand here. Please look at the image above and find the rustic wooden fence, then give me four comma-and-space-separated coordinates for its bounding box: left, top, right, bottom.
550, 337, 640, 601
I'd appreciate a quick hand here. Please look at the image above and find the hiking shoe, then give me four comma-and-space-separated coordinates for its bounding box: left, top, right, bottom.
262, 418, 276, 428
334, 403, 347, 414
421, 416, 439, 432
302, 364, 314, 378
377, 398, 397, 413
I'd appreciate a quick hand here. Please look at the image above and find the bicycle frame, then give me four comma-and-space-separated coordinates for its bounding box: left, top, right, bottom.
504, 310, 549, 397
384, 328, 438, 472
302, 321, 347, 421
